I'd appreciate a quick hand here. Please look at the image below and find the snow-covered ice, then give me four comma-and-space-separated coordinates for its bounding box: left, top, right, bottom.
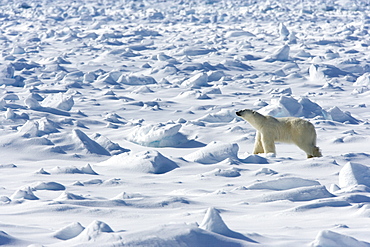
0, 0, 370, 246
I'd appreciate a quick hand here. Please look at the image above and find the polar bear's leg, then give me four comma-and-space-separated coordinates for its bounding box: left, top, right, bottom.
253, 131, 264, 154
261, 135, 276, 155
295, 142, 322, 158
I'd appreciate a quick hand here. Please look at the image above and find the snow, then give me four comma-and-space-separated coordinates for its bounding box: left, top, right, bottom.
0, 0, 370, 246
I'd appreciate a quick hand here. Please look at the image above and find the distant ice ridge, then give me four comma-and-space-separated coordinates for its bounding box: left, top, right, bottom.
258, 95, 361, 123
126, 123, 188, 147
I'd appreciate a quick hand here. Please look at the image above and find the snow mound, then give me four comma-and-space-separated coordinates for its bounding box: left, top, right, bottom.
175, 90, 210, 100
41, 93, 74, 111
259, 185, 335, 202
182, 47, 216, 56
184, 141, 239, 164
0, 231, 20, 246
197, 109, 236, 123
55, 192, 86, 201
65, 220, 116, 244
247, 177, 320, 191
126, 123, 188, 147
119, 75, 157, 85
293, 198, 351, 212
99, 150, 179, 174
10, 187, 38, 200
255, 167, 278, 175
339, 162, 370, 189
311, 230, 370, 247
120, 223, 250, 247
225, 30, 255, 38
18, 118, 60, 137
50, 164, 98, 175
71, 129, 111, 156
241, 154, 269, 164
199, 207, 256, 242
53, 222, 85, 240
204, 167, 241, 177
32, 181, 65, 191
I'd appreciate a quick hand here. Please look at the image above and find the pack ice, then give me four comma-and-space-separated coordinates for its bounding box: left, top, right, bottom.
0, 0, 369, 246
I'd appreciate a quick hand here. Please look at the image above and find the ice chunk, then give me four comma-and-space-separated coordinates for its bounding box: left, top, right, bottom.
11, 46, 25, 54
309, 64, 326, 83
259, 96, 301, 117
42, 93, 74, 111
126, 123, 188, 147
182, 72, 209, 88
278, 23, 290, 40
264, 45, 290, 62
184, 141, 239, 164
93, 133, 129, 155
354, 73, 370, 86
339, 162, 370, 189
259, 96, 326, 118
24, 94, 41, 109
99, 150, 178, 174
18, 120, 40, 138
327, 106, 360, 124
299, 97, 324, 118
199, 207, 256, 242
72, 129, 111, 156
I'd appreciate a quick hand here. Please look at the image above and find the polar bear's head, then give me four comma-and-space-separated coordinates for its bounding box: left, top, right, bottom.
236, 109, 256, 117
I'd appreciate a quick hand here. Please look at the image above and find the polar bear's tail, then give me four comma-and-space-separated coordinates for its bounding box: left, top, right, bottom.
313, 146, 322, 157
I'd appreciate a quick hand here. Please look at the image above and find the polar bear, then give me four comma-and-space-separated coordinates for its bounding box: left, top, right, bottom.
236, 109, 322, 158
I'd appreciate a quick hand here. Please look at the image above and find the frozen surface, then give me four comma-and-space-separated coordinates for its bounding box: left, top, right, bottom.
0, 0, 370, 246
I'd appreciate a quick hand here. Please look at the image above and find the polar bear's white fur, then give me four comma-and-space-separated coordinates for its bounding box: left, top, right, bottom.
236, 109, 322, 158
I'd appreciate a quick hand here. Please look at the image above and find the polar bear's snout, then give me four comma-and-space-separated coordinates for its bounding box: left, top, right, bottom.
236, 110, 242, 116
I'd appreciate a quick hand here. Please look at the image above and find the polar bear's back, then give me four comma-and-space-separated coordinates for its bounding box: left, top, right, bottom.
274, 117, 316, 144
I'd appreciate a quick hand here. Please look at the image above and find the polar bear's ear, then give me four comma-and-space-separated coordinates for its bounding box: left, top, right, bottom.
252, 110, 257, 114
